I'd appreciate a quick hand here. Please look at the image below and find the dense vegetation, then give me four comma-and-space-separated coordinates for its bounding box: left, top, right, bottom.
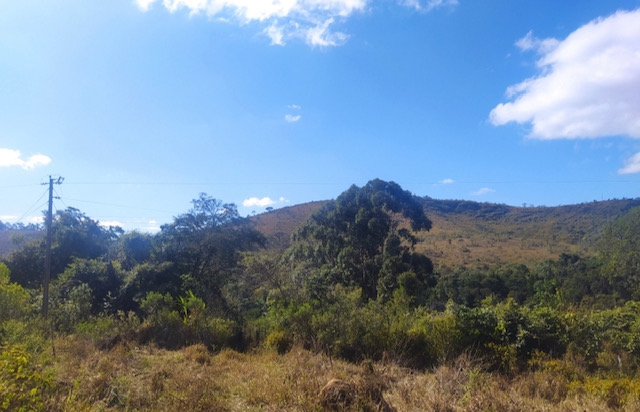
2, 179, 640, 410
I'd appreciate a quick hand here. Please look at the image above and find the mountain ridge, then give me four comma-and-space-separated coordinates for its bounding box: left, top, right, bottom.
250, 196, 640, 267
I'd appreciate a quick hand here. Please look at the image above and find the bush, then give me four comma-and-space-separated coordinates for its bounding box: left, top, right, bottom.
0, 344, 50, 411
0, 264, 29, 324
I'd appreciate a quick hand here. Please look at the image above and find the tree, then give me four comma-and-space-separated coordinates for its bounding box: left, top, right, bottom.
155, 193, 265, 315
3, 207, 121, 289
53, 258, 123, 314
288, 179, 433, 301
600, 207, 640, 299
117, 230, 154, 270
50, 208, 122, 276
3, 241, 44, 288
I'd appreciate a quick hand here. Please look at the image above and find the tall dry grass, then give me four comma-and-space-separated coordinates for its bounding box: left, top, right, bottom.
30, 335, 640, 411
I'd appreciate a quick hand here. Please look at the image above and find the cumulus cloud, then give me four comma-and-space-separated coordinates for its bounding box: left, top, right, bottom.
619, 152, 640, 174
490, 9, 640, 140
243, 196, 290, 208
0, 148, 51, 170
136, 0, 456, 46
472, 187, 495, 196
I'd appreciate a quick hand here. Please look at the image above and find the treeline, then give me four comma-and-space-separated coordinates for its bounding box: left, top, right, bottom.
0, 221, 41, 231
2, 180, 640, 379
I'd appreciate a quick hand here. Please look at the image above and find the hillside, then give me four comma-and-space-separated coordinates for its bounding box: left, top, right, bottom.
0, 229, 42, 257
251, 197, 640, 268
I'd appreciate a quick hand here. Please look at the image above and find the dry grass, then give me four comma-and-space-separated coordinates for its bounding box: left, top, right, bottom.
35, 336, 640, 411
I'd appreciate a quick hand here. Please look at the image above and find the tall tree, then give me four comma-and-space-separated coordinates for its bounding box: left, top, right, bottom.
155, 193, 264, 314
288, 179, 433, 300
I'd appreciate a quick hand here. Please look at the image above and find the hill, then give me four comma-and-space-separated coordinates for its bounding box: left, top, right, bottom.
251, 197, 640, 268
0, 229, 43, 257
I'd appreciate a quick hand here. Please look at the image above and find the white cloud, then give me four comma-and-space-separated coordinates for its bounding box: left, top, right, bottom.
99, 220, 124, 228
401, 0, 458, 12
0, 215, 18, 222
28, 216, 44, 225
285, 114, 302, 122
264, 23, 285, 45
305, 17, 348, 47
136, 0, 156, 11
490, 9, 640, 140
515, 30, 560, 54
145, 220, 162, 233
439, 178, 455, 184
243, 196, 290, 208
0, 148, 51, 170
472, 187, 495, 196
619, 152, 640, 174
136, 0, 456, 46
288, 104, 301, 110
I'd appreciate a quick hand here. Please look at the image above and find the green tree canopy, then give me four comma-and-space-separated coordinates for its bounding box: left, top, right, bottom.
4, 207, 121, 288
154, 193, 265, 314
288, 179, 433, 301
600, 206, 640, 299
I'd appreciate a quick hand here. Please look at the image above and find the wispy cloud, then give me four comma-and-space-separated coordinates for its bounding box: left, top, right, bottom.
136, 0, 457, 47
619, 152, 640, 174
439, 178, 455, 184
0, 148, 51, 170
472, 187, 495, 196
243, 196, 290, 208
490, 9, 640, 141
285, 104, 302, 122
514, 30, 559, 54
401, 0, 459, 13
285, 114, 302, 123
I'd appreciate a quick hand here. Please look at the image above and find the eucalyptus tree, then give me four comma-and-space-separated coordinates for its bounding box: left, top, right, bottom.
287, 179, 433, 301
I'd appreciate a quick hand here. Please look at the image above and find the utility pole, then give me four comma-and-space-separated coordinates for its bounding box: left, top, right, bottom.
42, 175, 63, 316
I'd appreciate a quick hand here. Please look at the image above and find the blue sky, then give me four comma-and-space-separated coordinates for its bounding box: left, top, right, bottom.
2, 0, 640, 232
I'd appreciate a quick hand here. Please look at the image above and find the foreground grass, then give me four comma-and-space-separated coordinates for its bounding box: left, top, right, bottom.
5, 335, 638, 411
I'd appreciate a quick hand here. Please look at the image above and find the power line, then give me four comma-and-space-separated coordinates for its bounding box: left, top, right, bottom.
63, 197, 177, 214
14, 187, 49, 225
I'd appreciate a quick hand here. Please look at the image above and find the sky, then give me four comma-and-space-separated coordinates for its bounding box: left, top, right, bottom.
2, 0, 640, 232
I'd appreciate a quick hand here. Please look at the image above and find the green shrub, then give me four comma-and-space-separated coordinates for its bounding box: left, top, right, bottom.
0, 264, 29, 324
265, 330, 293, 354
0, 344, 50, 411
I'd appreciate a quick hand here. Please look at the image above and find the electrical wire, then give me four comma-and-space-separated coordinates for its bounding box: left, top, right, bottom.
14, 187, 49, 225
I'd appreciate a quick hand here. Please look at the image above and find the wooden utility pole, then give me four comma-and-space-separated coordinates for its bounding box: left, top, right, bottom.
42, 175, 63, 316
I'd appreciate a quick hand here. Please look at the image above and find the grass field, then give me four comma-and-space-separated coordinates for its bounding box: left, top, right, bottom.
12, 335, 639, 411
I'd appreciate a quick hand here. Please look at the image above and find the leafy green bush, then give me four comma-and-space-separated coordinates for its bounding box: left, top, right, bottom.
0, 264, 29, 324
0, 344, 50, 411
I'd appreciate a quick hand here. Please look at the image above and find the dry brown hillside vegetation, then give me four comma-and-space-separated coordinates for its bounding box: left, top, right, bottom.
251, 196, 640, 268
